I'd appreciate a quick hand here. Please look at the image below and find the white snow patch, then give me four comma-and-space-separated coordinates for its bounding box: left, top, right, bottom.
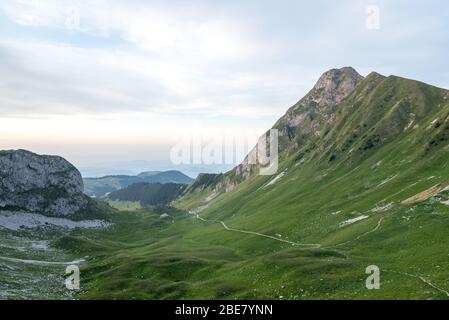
205, 192, 218, 202
431, 118, 439, 125
427, 118, 440, 130
371, 161, 382, 169
405, 119, 415, 130
31, 241, 50, 250
0, 211, 111, 231
339, 215, 369, 227
377, 175, 398, 187
370, 202, 394, 212
263, 171, 287, 188
441, 200, 449, 206
0, 256, 85, 266
294, 159, 306, 167
330, 210, 342, 215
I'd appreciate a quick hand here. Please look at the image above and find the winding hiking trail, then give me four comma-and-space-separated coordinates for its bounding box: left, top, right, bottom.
218, 220, 320, 248
190, 211, 321, 248
383, 269, 449, 297
190, 211, 385, 249
189, 210, 449, 298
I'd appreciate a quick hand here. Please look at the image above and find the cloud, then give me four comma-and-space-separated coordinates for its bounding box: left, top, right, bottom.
0, 0, 447, 166
0, 0, 311, 120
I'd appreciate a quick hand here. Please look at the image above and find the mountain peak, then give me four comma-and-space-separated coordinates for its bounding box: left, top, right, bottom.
314, 67, 362, 87
312, 67, 364, 106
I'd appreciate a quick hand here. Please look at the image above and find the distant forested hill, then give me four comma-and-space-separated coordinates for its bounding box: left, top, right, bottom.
106, 182, 187, 207
83, 170, 192, 197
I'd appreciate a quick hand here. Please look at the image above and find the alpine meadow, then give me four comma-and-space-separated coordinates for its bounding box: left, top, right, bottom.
1, 0, 449, 307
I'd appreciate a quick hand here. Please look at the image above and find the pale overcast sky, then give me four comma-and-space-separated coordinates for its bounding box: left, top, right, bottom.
0, 0, 448, 175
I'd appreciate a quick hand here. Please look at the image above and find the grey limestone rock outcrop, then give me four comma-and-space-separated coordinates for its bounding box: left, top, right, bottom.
0, 149, 89, 216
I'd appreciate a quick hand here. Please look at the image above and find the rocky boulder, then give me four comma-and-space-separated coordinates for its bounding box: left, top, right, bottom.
0, 149, 89, 216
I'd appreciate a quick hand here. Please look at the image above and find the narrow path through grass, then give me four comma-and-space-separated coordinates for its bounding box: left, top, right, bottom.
189, 211, 321, 248
189, 210, 449, 298
383, 269, 449, 297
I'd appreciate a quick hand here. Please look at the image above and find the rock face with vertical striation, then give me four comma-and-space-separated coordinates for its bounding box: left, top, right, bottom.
0, 149, 90, 216
310, 66, 364, 108
276, 66, 364, 143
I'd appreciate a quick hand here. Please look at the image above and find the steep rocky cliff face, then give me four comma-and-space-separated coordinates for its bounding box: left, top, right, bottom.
274, 66, 364, 152
0, 149, 90, 216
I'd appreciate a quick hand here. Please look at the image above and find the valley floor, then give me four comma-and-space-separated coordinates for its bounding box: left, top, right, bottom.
4, 169, 449, 300
54, 199, 449, 300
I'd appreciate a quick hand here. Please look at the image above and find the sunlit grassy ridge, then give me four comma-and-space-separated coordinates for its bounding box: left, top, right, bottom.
57, 72, 449, 299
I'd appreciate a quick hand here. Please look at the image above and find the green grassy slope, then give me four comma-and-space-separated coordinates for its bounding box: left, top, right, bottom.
58, 70, 449, 299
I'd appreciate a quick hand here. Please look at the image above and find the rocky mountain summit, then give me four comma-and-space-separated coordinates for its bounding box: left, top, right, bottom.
308, 66, 364, 108
277, 66, 364, 144
232, 67, 364, 180
0, 149, 90, 216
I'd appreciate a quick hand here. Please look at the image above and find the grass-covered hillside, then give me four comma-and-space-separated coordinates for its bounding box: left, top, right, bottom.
59, 68, 449, 299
